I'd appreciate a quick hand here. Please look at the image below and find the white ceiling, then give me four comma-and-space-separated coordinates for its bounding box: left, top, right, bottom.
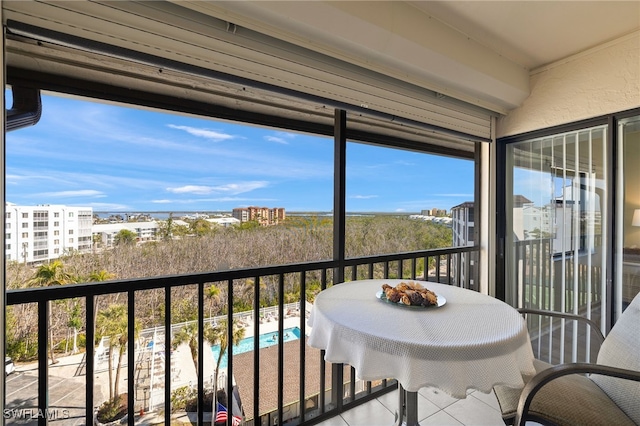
411, 1, 640, 70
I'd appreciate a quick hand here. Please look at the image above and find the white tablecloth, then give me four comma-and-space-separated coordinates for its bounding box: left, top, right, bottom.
308, 279, 535, 398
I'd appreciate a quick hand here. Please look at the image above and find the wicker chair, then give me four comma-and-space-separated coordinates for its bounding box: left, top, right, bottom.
494, 293, 640, 426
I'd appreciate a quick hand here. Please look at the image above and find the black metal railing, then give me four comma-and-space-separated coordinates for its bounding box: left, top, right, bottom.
514, 238, 604, 312
513, 238, 605, 364
5, 245, 478, 426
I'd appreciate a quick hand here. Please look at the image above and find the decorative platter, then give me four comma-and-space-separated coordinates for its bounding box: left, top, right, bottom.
376, 290, 446, 308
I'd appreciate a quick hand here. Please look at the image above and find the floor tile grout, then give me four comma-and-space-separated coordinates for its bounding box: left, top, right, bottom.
316, 389, 505, 426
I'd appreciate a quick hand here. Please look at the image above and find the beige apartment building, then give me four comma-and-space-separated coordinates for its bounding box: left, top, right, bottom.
232, 207, 286, 226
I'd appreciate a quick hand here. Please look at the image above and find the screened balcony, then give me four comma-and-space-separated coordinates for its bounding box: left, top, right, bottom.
3, 1, 640, 426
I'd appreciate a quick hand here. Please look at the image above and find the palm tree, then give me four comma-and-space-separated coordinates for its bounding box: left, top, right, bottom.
204, 285, 221, 319
88, 269, 116, 282
207, 319, 245, 397
172, 322, 201, 376
87, 269, 117, 349
96, 304, 140, 402
239, 279, 265, 309
28, 260, 75, 364
190, 218, 213, 236
172, 318, 245, 395
160, 213, 174, 240
66, 299, 82, 354
92, 233, 102, 250
114, 229, 137, 246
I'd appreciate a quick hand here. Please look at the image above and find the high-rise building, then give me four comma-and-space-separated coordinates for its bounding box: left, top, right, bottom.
232, 207, 286, 226
5, 203, 93, 263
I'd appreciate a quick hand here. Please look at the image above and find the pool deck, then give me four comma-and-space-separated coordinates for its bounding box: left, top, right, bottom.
242, 315, 308, 338
240, 307, 310, 336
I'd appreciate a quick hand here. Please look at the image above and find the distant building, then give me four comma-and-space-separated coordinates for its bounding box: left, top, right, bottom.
5, 203, 93, 263
126, 212, 154, 222
421, 208, 448, 217
232, 207, 286, 226
451, 202, 475, 247
409, 214, 452, 226
92, 221, 159, 248
450, 201, 476, 289
180, 213, 210, 220
206, 217, 241, 227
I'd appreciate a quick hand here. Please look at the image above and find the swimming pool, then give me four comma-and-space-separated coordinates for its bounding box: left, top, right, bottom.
212, 327, 301, 369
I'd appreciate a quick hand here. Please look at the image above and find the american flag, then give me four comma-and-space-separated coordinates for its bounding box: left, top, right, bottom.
215, 402, 242, 426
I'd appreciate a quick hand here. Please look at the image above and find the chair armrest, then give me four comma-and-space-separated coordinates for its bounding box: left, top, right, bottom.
517, 308, 605, 344
515, 363, 640, 426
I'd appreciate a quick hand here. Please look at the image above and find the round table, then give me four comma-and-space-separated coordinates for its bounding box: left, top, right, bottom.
308, 279, 535, 426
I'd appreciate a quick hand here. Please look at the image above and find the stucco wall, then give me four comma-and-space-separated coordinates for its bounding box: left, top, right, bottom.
497, 32, 640, 138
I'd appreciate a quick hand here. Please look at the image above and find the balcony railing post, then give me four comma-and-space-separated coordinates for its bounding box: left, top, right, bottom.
164, 286, 172, 425
38, 300, 49, 426
86, 295, 95, 425
198, 282, 204, 426
277, 274, 285, 425
298, 272, 307, 422
253, 276, 261, 424
227, 279, 234, 426
128, 290, 135, 426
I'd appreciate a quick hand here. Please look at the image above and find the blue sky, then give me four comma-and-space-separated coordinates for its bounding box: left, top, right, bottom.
6, 93, 474, 213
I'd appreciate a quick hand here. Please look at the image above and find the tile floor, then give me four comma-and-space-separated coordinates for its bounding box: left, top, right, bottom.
314, 387, 535, 426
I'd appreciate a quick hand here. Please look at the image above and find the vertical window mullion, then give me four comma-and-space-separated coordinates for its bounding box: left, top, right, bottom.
571, 133, 580, 362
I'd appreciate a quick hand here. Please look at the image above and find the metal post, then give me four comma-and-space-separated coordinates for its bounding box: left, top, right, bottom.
86, 295, 95, 425
1, 5, 6, 416
331, 109, 347, 410
38, 301, 49, 426
128, 291, 135, 426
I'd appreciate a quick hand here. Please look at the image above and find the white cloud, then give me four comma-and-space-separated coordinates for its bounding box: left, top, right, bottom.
435, 193, 474, 197
166, 181, 268, 196
264, 136, 289, 144
264, 131, 296, 145
395, 208, 406, 212
151, 196, 276, 205
213, 182, 269, 193
168, 124, 235, 141
350, 195, 378, 199
204, 197, 276, 202
166, 185, 214, 195
84, 202, 130, 210
36, 189, 106, 198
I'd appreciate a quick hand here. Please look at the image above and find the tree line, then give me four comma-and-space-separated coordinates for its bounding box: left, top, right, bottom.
5, 215, 452, 362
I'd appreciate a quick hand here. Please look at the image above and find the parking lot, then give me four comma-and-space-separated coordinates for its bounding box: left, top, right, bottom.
4, 354, 104, 425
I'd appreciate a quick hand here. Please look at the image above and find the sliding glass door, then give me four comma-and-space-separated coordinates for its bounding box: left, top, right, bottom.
504, 124, 608, 363
617, 115, 640, 318
505, 125, 608, 312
